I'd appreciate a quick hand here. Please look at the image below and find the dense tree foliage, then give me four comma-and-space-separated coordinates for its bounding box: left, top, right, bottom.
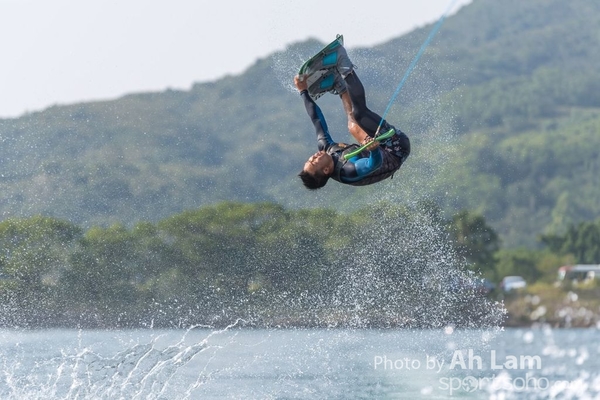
0, 201, 596, 328
0, 202, 504, 328
448, 210, 500, 272
540, 219, 600, 265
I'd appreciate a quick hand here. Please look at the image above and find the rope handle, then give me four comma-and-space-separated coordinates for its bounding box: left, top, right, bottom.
343, 128, 395, 160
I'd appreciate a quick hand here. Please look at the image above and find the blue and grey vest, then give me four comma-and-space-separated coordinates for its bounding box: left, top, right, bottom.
327, 144, 401, 187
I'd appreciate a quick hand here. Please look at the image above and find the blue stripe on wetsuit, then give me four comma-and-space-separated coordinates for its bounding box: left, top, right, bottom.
300, 90, 383, 183
300, 90, 335, 151
343, 151, 383, 183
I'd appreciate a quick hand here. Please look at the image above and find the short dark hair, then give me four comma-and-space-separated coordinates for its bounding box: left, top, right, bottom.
298, 170, 330, 190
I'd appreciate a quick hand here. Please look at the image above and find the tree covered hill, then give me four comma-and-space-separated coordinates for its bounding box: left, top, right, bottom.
1, 0, 599, 246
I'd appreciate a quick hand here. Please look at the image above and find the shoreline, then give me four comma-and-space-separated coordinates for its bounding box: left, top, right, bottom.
501, 283, 600, 328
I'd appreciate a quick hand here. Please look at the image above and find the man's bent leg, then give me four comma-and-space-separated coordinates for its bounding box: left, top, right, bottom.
340, 91, 370, 143
344, 72, 386, 136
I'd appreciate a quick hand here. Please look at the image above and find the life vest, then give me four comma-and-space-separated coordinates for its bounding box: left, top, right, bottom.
327, 143, 401, 186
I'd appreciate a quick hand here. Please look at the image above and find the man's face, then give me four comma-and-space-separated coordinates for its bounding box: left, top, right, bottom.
303, 151, 334, 176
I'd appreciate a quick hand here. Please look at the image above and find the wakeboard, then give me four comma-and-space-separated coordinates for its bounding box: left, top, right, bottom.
298, 34, 344, 100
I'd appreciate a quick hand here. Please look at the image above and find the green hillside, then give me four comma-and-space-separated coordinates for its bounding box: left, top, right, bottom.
1, 0, 599, 247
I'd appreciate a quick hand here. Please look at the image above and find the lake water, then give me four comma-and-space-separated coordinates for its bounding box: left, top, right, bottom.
0, 326, 599, 399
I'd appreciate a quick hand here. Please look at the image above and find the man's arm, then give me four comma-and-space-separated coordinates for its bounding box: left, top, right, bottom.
295, 75, 335, 151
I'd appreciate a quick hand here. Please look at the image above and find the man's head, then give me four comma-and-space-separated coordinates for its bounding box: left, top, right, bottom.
298, 151, 334, 189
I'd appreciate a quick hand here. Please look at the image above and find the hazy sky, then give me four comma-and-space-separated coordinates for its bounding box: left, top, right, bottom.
1, 0, 471, 118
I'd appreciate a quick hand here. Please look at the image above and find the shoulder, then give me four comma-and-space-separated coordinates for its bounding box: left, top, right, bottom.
325, 142, 350, 154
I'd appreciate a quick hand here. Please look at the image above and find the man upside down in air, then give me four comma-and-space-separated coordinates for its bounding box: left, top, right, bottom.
295, 43, 410, 189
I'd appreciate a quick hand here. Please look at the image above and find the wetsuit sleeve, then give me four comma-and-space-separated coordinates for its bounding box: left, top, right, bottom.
300, 90, 335, 151
344, 149, 383, 182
